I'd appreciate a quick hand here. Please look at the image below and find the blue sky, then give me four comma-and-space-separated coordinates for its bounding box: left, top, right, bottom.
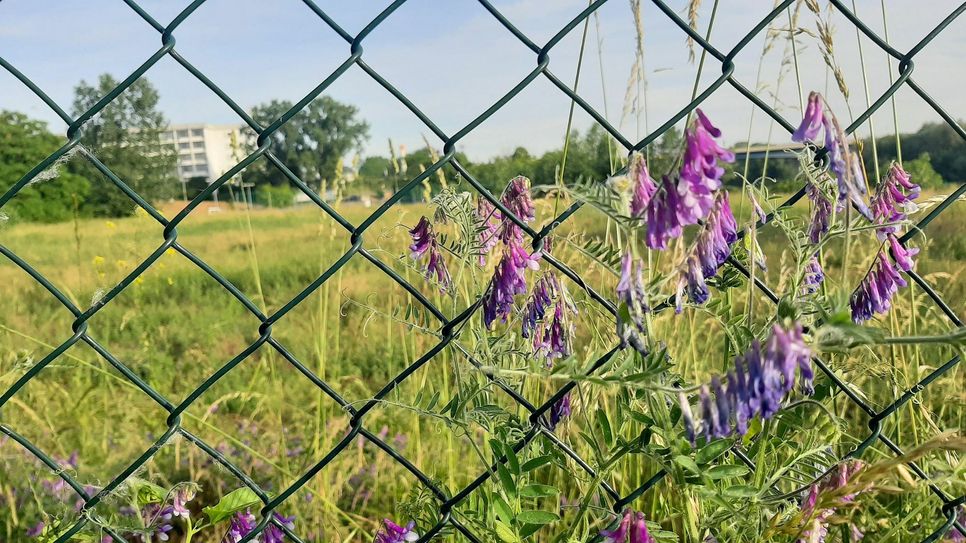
2, 0, 963, 161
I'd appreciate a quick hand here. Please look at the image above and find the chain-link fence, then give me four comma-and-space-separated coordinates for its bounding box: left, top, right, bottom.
0, 0, 964, 541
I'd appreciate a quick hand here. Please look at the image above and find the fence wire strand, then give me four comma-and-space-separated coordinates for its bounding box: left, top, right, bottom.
0, 0, 964, 541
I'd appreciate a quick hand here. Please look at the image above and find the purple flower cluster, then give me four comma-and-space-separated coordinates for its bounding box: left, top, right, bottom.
643, 109, 734, 250
482, 177, 540, 328
522, 274, 577, 361
680, 323, 812, 444
474, 196, 501, 266
616, 251, 648, 353
793, 92, 871, 219
675, 191, 738, 312
375, 519, 419, 543
140, 503, 175, 542
802, 255, 825, 295
264, 512, 296, 543
807, 182, 834, 244
799, 461, 866, 543
599, 509, 655, 543
409, 216, 451, 290
548, 392, 572, 430
850, 237, 918, 323
223, 509, 257, 543
871, 162, 920, 239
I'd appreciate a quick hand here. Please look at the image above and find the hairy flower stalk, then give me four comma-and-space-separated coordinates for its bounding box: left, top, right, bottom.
474, 196, 501, 266
675, 191, 738, 311
616, 251, 649, 353
871, 162, 919, 239
599, 509, 655, 543
792, 92, 871, 219
409, 216, 451, 290
682, 322, 812, 444
482, 177, 539, 328
850, 239, 918, 323
798, 461, 866, 543
375, 519, 419, 543
629, 152, 658, 217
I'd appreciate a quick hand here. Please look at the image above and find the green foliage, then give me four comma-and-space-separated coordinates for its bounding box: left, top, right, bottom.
69, 74, 177, 216
254, 182, 296, 207
246, 96, 369, 187
0, 111, 91, 222
866, 120, 964, 183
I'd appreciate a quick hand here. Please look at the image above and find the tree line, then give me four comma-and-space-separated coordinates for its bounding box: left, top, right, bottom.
1, 73, 960, 222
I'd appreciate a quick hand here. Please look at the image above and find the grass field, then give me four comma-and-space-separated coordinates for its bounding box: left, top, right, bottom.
0, 188, 963, 542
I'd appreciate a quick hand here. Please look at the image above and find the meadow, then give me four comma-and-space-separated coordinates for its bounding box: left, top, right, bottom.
0, 181, 963, 542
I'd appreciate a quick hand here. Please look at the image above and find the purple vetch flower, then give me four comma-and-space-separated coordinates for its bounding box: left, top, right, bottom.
850, 251, 910, 323
264, 512, 296, 543
694, 191, 739, 278
794, 92, 871, 219
374, 519, 419, 543
871, 163, 919, 239
409, 216, 451, 290
599, 510, 655, 543
474, 196, 501, 266
644, 175, 685, 250
533, 297, 577, 362
522, 275, 557, 341
678, 109, 735, 225
749, 192, 768, 224
616, 251, 649, 353
887, 234, 919, 272
946, 509, 966, 542
674, 254, 709, 313
499, 176, 536, 244
141, 503, 175, 542
807, 183, 834, 244
27, 521, 45, 538
171, 486, 195, 519
802, 255, 825, 295
223, 509, 257, 543
483, 243, 538, 328
681, 323, 813, 442
792, 92, 825, 143
798, 460, 866, 543
548, 392, 572, 430
629, 152, 658, 217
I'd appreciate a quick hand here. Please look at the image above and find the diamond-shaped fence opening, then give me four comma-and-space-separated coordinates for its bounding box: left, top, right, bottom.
1, 0, 964, 541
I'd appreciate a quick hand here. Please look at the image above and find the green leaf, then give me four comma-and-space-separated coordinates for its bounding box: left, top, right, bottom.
696, 438, 734, 465
722, 485, 759, 498
673, 455, 701, 475
494, 520, 519, 543
497, 463, 517, 498
516, 510, 559, 525
505, 445, 520, 476
520, 484, 558, 498
520, 455, 553, 472
493, 495, 513, 523
203, 487, 261, 525
596, 408, 614, 448
705, 465, 750, 480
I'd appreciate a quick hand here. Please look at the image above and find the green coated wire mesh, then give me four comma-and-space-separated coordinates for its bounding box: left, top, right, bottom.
0, 0, 964, 541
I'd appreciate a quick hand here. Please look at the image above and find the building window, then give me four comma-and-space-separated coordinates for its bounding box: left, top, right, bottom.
179, 142, 190, 150
181, 166, 193, 175
176, 130, 189, 138
193, 153, 206, 162
191, 128, 204, 137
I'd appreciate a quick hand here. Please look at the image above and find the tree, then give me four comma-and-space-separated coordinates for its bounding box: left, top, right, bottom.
70, 74, 177, 216
0, 111, 91, 222
246, 97, 369, 188
902, 153, 944, 189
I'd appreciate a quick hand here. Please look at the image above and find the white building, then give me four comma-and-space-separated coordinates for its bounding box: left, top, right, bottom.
160, 124, 247, 185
